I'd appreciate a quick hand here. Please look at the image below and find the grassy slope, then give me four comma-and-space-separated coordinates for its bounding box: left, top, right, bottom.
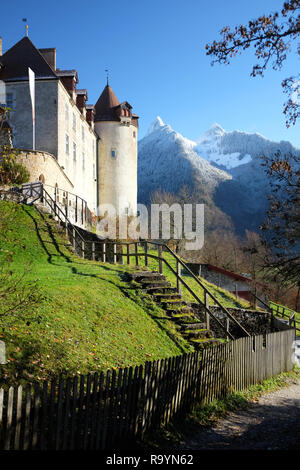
0, 202, 193, 386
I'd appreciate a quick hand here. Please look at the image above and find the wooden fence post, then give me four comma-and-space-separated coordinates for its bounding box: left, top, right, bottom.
158, 245, 163, 274
176, 260, 181, 295
113, 243, 117, 264
82, 241, 85, 259
127, 244, 130, 265
92, 242, 95, 261
135, 243, 139, 266
144, 241, 148, 267
102, 243, 106, 263
205, 291, 210, 330
72, 228, 76, 250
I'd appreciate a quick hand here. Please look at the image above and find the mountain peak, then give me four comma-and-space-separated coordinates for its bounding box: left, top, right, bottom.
146, 116, 165, 136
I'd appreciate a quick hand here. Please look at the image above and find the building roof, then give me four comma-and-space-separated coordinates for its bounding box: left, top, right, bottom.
94, 84, 121, 122
203, 264, 267, 288
0, 36, 57, 81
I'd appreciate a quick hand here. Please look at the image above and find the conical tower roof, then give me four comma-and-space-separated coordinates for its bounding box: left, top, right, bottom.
94, 84, 120, 122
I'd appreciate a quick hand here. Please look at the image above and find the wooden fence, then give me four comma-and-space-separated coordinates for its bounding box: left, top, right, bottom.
0, 328, 295, 450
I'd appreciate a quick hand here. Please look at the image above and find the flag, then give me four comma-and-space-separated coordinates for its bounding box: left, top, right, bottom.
28, 67, 35, 149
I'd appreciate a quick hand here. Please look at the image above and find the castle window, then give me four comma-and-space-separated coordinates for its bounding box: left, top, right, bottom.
65, 134, 69, 154
6, 92, 14, 109
93, 163, 96, 179
82, 151, 85, 170
65, 104, 69, 123
133, 131, 136, 139
72, 113, 76, 132
73, 142, 77, 161
111, 149, 116, 158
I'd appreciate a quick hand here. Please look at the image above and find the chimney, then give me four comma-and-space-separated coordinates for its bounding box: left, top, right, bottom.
39, 48, 56, 70
0, 37, 2, 56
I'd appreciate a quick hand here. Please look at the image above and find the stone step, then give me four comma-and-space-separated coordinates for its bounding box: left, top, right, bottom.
182, 329, 214, 340
142, 286, 178, 295
140, 280, 171, 288
130, 272, 166, 281
180, 322, 207, 331
139, 276, 167, 284
160, 299, 185, 307
169, 313, 196, 324
166, 305, 194, 315
152, 293, 182, 302
190, 338, 222, 349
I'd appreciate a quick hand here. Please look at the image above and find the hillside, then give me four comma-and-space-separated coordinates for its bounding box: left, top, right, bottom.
0, 201, 194, 386
0, 200, 255, 386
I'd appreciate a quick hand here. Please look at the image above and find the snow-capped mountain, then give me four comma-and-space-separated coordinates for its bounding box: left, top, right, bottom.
138, 117, 231, 204
195, 123, 299, 171
138, 117, 300, 235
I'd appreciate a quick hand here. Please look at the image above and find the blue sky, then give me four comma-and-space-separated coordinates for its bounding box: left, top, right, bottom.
1, 0, 299, 146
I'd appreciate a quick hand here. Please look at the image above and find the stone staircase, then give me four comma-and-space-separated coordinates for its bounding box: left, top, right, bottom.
129, 271, 223, 349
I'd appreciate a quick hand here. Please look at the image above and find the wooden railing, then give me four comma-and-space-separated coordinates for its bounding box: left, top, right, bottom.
0, 329, 295, 450
23, 183, 251, 340
270, 301, 300, 333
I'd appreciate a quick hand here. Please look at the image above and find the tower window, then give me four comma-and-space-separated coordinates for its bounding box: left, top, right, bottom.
111, 149, 116, 158
65, 104, 69, 123
82, 125, 85, 142
73, 142, 77, 161
133, 131, 136, 139
72, 113, 76, 132
82, 151, 85, 169
65, 134, 69, 154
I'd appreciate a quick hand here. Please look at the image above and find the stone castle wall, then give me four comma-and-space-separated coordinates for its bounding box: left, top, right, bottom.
17, 149, 73, 193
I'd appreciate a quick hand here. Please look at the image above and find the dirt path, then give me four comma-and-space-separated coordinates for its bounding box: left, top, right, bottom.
182, 378, 300, 451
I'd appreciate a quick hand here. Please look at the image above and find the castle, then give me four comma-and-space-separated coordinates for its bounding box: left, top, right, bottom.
0, 35, 139, 216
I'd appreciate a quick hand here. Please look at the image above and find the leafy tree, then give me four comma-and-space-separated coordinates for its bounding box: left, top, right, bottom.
260, 151, 300, 287
206, 0, 300, 127
206, 0, 300, 291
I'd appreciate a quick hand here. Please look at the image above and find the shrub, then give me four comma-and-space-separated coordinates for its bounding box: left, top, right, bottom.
0, 145, 30, 186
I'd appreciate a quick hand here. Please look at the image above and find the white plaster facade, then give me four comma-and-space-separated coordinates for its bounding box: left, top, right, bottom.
95, 121, 138, 216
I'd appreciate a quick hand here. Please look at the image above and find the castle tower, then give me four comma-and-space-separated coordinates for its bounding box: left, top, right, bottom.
94, 83, 139, 216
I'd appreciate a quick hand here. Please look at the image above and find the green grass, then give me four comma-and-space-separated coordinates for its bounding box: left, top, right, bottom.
140, 367, 300, 450
135, 248, 250, 309
0, 201, 193, 386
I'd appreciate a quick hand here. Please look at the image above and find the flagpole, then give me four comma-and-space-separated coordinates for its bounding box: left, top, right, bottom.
28, 67, 35, 150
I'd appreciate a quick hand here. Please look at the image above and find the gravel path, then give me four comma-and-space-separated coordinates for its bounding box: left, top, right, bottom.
182, 378, 300, 451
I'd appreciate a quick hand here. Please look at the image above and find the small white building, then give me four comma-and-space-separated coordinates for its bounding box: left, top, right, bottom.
0, 35, 139, 216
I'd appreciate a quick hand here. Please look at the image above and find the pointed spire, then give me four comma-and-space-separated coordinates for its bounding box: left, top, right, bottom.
94, 83, 120, 122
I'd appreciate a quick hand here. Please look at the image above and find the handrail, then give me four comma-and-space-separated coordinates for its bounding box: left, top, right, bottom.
157, 255, 235, 340
24, 182, 250, 339
89, 239, 250, 338
42, 186, 86, 245
270, 301, 300, 332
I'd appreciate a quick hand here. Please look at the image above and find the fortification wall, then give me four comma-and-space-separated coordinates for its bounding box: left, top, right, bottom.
17, 150, 74, 192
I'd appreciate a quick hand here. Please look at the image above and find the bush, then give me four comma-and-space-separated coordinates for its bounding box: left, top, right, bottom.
0, 145, 30, 186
